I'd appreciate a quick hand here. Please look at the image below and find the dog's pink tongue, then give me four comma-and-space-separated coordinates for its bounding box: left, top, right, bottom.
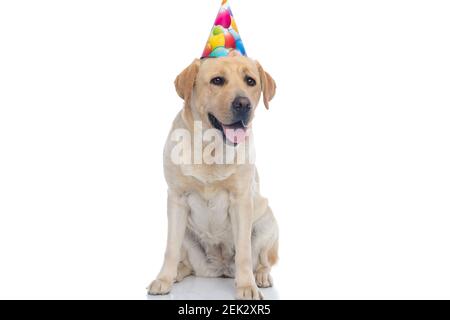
223, 126, 247, 144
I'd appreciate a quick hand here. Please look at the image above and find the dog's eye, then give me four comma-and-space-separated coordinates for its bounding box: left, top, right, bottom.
211, 77, 225, 86
245, 76, 257, 87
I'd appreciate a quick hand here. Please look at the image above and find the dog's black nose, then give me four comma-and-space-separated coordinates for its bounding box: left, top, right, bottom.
232, 96, 251, 114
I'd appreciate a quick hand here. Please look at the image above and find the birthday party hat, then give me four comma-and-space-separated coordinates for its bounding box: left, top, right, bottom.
201, 0, 247, 59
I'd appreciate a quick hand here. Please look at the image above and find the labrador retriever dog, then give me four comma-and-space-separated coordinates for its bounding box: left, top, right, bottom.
148, 52, 278, 300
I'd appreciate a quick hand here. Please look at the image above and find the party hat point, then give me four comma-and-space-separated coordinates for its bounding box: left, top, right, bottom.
201, 0, 247, 59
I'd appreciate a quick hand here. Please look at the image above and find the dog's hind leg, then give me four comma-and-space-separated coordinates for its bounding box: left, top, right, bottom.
175, 248, 193, 283
255, 240, 278, 288
183, 233, 224, 278
175, 260, 193, 283
252, 206, 279, 288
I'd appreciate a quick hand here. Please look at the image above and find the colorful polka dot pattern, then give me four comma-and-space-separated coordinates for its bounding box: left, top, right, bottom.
201, 0, 247, 59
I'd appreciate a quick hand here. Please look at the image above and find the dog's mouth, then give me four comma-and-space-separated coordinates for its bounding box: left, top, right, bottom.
208, 113, 249, 146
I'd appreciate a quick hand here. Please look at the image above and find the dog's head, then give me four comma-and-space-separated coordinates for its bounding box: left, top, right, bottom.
175, 54, 276, 145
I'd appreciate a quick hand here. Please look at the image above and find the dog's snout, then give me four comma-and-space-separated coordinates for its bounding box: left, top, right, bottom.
232, 96, 251, 114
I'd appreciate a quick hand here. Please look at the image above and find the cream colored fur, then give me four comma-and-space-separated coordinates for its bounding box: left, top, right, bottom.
148, 54, 278, 300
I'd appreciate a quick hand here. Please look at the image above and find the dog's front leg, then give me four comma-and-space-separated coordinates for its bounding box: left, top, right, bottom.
148, 190, 188, 295
230, 192, 263, 300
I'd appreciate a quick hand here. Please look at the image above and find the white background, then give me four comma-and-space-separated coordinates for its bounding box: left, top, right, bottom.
1, 0, 449, 300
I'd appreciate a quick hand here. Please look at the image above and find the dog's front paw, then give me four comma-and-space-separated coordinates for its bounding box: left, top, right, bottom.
255, 270, 273, 288
236, 284, 264, 300
147, 279, 173, 296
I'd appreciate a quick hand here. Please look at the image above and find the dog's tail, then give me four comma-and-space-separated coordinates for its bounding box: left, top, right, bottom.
268, 240, 279, 266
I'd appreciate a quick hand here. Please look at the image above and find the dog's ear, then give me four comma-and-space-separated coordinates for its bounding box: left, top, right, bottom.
175, 59, 201, 103
256, 61, 277, 110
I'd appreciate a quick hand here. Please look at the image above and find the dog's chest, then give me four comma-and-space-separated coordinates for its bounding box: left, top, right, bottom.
186, 188, 232, 245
